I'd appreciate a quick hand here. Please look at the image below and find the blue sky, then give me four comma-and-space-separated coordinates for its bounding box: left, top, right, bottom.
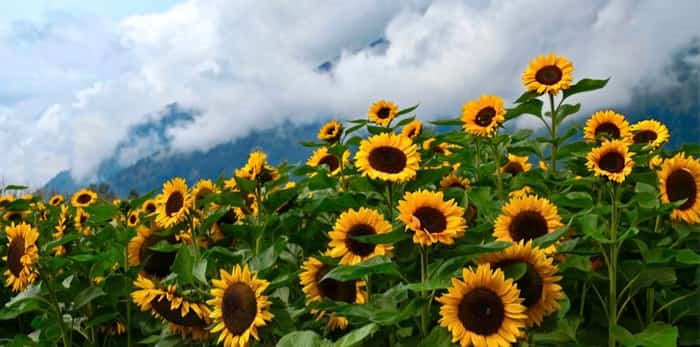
1, 1, 181, 22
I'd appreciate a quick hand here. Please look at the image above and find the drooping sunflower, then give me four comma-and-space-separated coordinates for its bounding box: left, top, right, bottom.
75, 208, 92, 236
192, 179, 218, 208
477, 241, 564, 327
318, 120, 343, 142
49, 194, 64, 206
397, 190, 466, 246
522, 53, 574, 95
440, 173, 470, 190
307, 147, 350, 176
156, 178, 191, 229
142, 199, 158, 215
583, 110, 631, 143
208, 264, 273, 347
658, 153, 700, 224
437, 263, 527, 347
493, 195, 563, 254
501, 154, 532, 176
355, 133, 420, 183
630, 119, 670, 149
71, 188, 97, 207
210, 204, 246, 242
401, 119, 423, 139
132, 276, 211, 341
299, 256, 368, 331
127, 210, 140, 227
327, 208, 393, 265
461, 95, 506, 137
368, 100, 399, 127
128, 225, 178, 278
3, 223, 39, 292
235, 151, 280, 184
586, 140, 635, 183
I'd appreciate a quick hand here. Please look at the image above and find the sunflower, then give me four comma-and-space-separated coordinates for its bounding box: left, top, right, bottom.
586, 140, 635, 183
658, 153, 700, 224
3, 210, 28, 224
318, 120, 343, 142
75, 208, 92, 236
397, 190, 466, 246
192, 179, 218, 208
423, 138, 457, 156
355, 133, 420, 183
210, 205, 246, 242
99, 322, 127, 336
368, 100, 399, 127
132, 276, 211, 341
127, 210, 140, 227
299, 257, 368, 331
493, 195, 563, 254
630, 119, 670, 149
501, 154, 532, 176
440, 173, 470, 190
522, 53, 574, 95
583, 110, 631, 143
3, 223, 39, 292
307, 147, 350, 176
208, 264, 273, 347
52, 205, 69, 256
649, 155, 663, 171
156, 178, 191, 229
128, 225, 178, 278
49, 194, 64, 206
71, 188, 97, 207
328, 208, 393, 265
235, 151, 280, 184
0, 195, 14, 209
437, 263, 527, 347
538, 161, 549, 171
461, 95, 506, 137
142, 199, 158, 215
509, 186, 534, 200
401, 119, 423, 139
477, 241, 564, 327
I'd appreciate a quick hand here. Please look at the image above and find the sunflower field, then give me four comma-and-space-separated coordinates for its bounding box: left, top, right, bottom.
1, 53, 699, 347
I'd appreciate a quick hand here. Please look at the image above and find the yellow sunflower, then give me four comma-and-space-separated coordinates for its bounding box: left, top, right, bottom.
192, 179, 218, 208
423, 138, 458, 156
142, 199, 158, 215
586, 140, 635, 183
128, 225, 178, 278
355, 133, 420, 183
522, 53, 574, 95
401, 119, 423, 139
461, 95, 506, 137
649, 155, 663, 171
3, 210, 29, 224
318, 120, 343, 142
208, 264, 273, 347
327, 208, 393, 265
0, 195, 14, 209
631, 119, 670, 149
584, 110, 631, 143
397, 190, 466, 246
3, 223, 39, 292
127, 210, 140, 227
71, 188, 97, 207
437, 263, 527, 347
501, 154, 532, 176
75, 208, 92, 236
440, 173, 470, 190
493, 195, 563, 254
509, 186, 534, 200
477, 241, 564, 327
658, 153, 700, 224
49, 194, 64, 206
368, 100, 399, 127
210, 204, 246, 241
307, 147, 350, 176
156, 178, 191, 229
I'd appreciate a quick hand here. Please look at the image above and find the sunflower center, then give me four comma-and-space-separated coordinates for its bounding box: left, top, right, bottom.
145, 203, 156, 214
414, 206, 447, 233
368, 146, 408, 174
376, 107, 391, 119
51, 197, 61, 205
6, 212, 23, 223
129, 215, 137, 225
195, 188, 213, 202
502, 162, 524, 176
8, 236, 25, 277
450, 182, 466, 189
495, 261, 543, 307
475, 107, 496, 127
535, 65, 563, 85
509, 211, 548, 241
219, 209, 240, 225
165, 192, 184, 217
140, 236, 177, 278
598, 152, 626, 173
406, 128, 418, 138
458, 287, 505, 335
319, 155, 340, 172
326, 127, 336, 135
595, 123, 621, 139
346, 223, 377, 257
76, 193, 92, 204
633, 130, 658, 144
151, 297, 207, 326
316, 266, 357, 303
666, 169, 697, 210
221, 283, 258, 335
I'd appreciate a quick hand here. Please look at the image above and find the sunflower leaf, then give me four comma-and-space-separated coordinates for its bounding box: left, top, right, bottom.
171, 245, 195, 284
418, 326, 457, 347
613, 322, 678, 347
333, 323, 379, 347
321, 256, 400, 281
506, 98, 543, 119
562, 78, 609, 99
394, 116, 417, 128
277, 330, 332, 347
502, 261, 528, 280
515, 90, 540, 104
533, 217, 573, 248
396, 104, 419, 117
430, 118, 462, 126
72, 286, 105, 310
556, 103, 581, 125
350, 230, 411, 244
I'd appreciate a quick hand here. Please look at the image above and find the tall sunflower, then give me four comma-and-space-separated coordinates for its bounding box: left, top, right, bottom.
401, 119, 423, 139
493, 195, 563, 254
307, 147, 350, 176
71, 188, 97, 207
478, 241, 564, 327
3, 223, 39, 292
630, 119, 670, 149
658, 153, 700, 224
461, 95, 506, 137
49, 194, 64, 206
437, 264, 527, 347
397, 190, 466, 246
586, 140, 635, 183
440, 173, 470, 190
522, 53, 574, 95
318, 120, 343, 142
368, 100, 399, 127
584, 110, 631, 143
156, 178, 191, 229
355, 133, 420, 183
208, 264, 273, 347
327, 208, 393, 265
128, 225, 178, 278
501, 154, 532, 176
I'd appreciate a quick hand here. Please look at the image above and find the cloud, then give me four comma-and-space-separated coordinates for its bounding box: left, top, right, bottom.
0, 0, 698, 188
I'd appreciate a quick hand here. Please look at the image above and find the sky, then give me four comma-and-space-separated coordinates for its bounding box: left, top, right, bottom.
0, 0, 698, 188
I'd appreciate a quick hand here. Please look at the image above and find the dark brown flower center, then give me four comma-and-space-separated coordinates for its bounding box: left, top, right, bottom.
5, 212, 23, 223
219, 209, 239, 225
502, 162, 524, 176
346, 223, 376, 257
414, 206, 447, 233
458, 287, 505, 335
151, 297, 207, 326
145, 203, 156, 214
509, 211, 548, 241
76, 193, 92, 204
327, 126, 337, 135
165, 192, 184, 216
633, 130, 658, 144
129, 215, 137, 225
376, 107, 391, 119
368, 146, 407, 174
319, 155, 340, 172
195, 188, 213, 202
598, 151, 625, 173
140, 235, 177, 278
316, 266, 357, 303
666, 169, 697, 210
595, 123, 621, 139
8, 236, 25, 277
494, 261, 543, 307
221, 283, 258, 335
535, 65, 563, 85
50, 197, 62, 205
475, 107, 496, 127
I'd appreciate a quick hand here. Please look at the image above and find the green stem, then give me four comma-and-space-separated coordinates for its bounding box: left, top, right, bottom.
654, 291, 698, 318
645, 288, 655, 325
608, 184, 619, 347
124, 236, 132, 347
579, 281, 589, 318
386, 182, 394, 221
419, 246, 429, 337
492, 142, 503, 200
43, 273, 70, 347
475, 140, 481, 171
548, 93, 558, 172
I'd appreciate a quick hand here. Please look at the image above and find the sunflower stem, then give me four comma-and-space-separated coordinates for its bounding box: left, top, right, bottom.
548, 93, 558, 173
491, 141, 504, 200
475, 139, 481, 174
386, 182, 394, 221
419, 246, 430, 337
42, 272, 70, 347
124, 230, 133, 347
608, 184, 619, 347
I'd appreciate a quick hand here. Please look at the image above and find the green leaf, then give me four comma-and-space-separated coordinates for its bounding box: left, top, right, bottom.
533, 219, 572, 248
403, 279, 451, 292
506, 98, 543, 119
193, 259, 208, 284
614, 322, 678, 347
350, 229, 410, 244
0, 284, 42, 320
73, 286, 105, 310
85, 202, 118, 222
172, 245, 195, 284
333, 323, 378, 347
556, 192, 593, 209
418, 326, 457, 347
501, 261, 528, 281
3, 185, 29, 191
515, 90, 539, 104
562, 78, 609, 99
322, 256, 400, 281
430, 118, 462, 126
234, 176, 257, 193
396, 104, 419, 116
556, 103, 581, 124
277, 331, 331, 347
148, 240, 180, 252
367, 125, 388, 135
